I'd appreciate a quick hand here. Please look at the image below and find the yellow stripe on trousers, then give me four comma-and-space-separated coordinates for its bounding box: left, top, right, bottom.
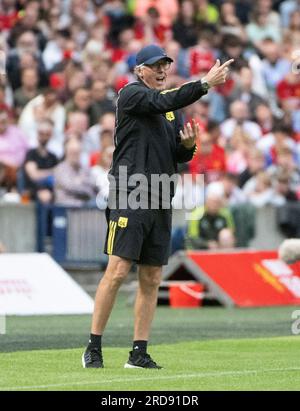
107, 221, 117, 255
107, 221, 113, 254
110, 221, 117, 254
107, 221, 111, 254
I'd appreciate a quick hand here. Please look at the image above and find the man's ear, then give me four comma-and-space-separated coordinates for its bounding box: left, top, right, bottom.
134, 66, 143, 79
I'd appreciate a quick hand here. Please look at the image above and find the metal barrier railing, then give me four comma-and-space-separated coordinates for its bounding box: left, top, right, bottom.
51, 206, 107, 268
0, 202, 289, 268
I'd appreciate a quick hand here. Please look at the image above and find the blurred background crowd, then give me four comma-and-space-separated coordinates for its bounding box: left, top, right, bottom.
0, 0, 300, 253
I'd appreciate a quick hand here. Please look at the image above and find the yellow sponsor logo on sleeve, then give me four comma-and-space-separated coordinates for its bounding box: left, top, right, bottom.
118, 216, 128, 228
166, 111, 175, 121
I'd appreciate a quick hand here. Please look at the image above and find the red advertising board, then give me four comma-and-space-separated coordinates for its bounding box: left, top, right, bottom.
187, 250, 300, 307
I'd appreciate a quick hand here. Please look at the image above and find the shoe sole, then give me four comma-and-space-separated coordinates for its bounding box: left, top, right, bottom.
124, 362, 144, 369
82, 353, 87, 368
124, 362, 162, 369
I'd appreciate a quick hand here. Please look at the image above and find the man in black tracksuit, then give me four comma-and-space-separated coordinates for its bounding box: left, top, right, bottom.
83, 45, 233, 369
106, 77, 206, 265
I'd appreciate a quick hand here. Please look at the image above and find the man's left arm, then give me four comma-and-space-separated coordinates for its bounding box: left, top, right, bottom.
175, 115, 198, 163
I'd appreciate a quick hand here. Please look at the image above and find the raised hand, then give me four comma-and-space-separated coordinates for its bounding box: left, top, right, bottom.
202, 59, 234, 88
180, 119, 200, 149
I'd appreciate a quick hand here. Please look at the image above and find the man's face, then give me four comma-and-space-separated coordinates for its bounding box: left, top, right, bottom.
74, 89, 91, 111
200, 133, 213, 155
44, 90, 57, 106
225, 44, 242, 59
240, 67, 252, 90
138, 59, 171, 91
223, 178, 235, 195
66, 141, 81, 167
92, 81, 107, 101
248, 153, 265, 172
278, 153, 294, 170
262, 41, 279, 63
67, 112, 88, 134
17, 32, 37, 53
230, 101, 248, 122
37, 126, 53, 146
22, 68, 38, 88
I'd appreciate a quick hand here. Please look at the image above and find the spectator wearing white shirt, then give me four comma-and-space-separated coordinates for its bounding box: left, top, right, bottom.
18, 88, 66, 158
91, 145, 114, 209
42, 29, 70, 71
226, 130, 254, 175
246, 8, 282, 46
54, 138, 96, 207
227, 66, 267, 120
260, 39, 291, 93
257, 123, 297, 165
66, 111, 90, 167
238, 147, 266, 188
256, 0, 281, 29
220, 100, 262, 145
206, 173, 247, 207
267, 146, 300, 192
85, 112, 116, 155
243, 171, 277, 207
280, 0, 300, 28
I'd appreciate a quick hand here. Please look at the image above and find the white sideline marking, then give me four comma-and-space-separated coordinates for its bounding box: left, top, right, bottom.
2, 367, 300, 391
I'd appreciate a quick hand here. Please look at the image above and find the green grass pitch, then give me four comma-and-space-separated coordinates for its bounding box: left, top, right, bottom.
1, 294, 300, 391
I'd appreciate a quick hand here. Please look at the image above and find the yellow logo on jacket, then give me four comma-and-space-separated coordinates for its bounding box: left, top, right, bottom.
165, 111, 175, 121
118, 217, 128, 228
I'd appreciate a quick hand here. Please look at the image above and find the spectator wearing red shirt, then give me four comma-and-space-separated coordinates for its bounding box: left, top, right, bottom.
189, 131, 226, 183
89, 129, 114, 168
135, 7, 170, 46
133, 0, 179, 28
189, 33, 215, 77
0, 2, 20, 32
108, 27, 135, 63
217, 34, 247, 97
277, 71, 300, 112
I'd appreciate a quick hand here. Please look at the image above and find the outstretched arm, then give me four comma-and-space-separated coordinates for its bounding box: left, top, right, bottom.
122, 59, 234, 115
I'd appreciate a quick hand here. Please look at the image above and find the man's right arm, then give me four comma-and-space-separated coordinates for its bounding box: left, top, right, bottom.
25, 161, 55, 181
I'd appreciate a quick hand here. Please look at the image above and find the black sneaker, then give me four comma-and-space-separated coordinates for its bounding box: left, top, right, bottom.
82, 347, 104, 368
124, 351, 162, 369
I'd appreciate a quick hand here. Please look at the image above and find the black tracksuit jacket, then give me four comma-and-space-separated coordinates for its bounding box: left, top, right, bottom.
108, 78, 207, 204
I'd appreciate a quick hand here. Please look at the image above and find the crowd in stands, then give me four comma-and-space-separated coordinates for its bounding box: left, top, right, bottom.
1, 0, 300, 252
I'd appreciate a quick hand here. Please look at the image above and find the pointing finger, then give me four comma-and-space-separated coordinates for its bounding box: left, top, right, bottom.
220, 59, 235, 69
